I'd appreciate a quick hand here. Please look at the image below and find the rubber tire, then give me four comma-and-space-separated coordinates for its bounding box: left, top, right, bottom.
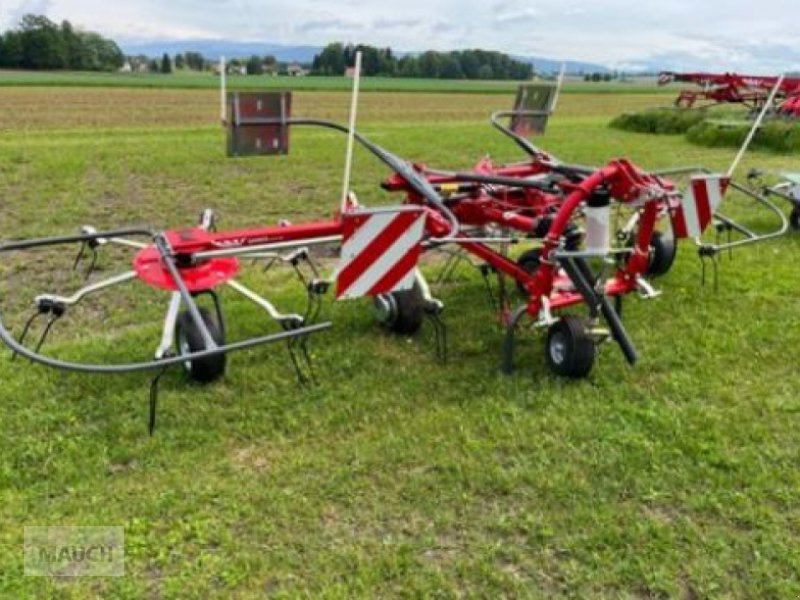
646, 230, 677, 277
175, 307, 226, 383
515, 248, 542, 295
374, 282, 425, 335
545, 316, 596, 379
790, 206, 800, 231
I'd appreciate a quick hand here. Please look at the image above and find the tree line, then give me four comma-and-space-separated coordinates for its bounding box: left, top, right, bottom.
312, 43, 533, 80
0, 14, 123, 71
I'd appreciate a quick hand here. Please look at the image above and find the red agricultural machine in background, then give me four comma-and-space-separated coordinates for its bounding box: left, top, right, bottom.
658, 71, 800, 117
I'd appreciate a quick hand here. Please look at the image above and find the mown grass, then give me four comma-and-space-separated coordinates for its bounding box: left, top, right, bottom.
610, 105, 800, 153
1, 88, 800, 598
610, 107, 707, 135
687, 119, 800, 153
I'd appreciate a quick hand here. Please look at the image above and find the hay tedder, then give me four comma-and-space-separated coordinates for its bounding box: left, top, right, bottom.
2, 55, 778, 432
658, 71, 800, 118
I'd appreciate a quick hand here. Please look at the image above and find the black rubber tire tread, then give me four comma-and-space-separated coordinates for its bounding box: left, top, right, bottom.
790, 206, 800, 231
646, 230, 677, 277
175, 307, 226, 383
375, 282, 425, 335
515, 248, 542, 295
545, 315, 596, 379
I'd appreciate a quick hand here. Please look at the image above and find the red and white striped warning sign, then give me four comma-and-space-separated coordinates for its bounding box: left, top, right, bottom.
335, 207, 426, 300
672, 174, 729, 239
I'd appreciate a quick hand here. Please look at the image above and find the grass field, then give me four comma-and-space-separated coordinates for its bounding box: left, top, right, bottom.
1, 85, 800, 598
0, 69, 676, 95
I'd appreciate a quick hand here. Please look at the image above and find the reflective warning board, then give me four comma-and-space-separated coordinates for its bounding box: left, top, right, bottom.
226, 91, 291, 156
509, 83, 557, 136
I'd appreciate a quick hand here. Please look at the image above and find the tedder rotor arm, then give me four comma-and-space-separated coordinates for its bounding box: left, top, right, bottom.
490, 109, 550, 159
0, 226, 331, 374
652, 165, 789, 254
488, 112, 595, 180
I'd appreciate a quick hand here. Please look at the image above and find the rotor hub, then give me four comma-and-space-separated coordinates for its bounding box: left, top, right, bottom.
133, 229, 240, 292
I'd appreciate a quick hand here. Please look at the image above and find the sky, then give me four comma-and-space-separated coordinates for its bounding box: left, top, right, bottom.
2, 0, 799, 72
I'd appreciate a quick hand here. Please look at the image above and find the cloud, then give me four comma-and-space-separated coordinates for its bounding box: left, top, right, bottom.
2, 0, 53, 28
295, 18, 363, 33
373, 17, 422, 29
1, 0, 797, 72
494, 8, 541, 24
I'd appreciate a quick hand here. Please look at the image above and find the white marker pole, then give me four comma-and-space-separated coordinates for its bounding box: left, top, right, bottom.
340, 51, 362, 214
727, 74, 784, 178
220, 56, 227, 125
551, 62, 566, 112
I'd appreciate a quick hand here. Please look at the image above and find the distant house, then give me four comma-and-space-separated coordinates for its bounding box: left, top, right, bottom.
121, 56, 151, 73
216, 63, 246, 76
287, 64, 308, 77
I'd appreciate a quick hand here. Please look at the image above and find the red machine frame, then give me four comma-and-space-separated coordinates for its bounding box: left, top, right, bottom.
658, 71, 800, 117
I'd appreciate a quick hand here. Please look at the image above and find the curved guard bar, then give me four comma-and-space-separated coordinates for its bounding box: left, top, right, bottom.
490, 109, 550, 158
0, 225, 332, 374
649, 166, 789, 252
0, 227, 156, 253
697, 181, 789, 253
0, 315, 331, 374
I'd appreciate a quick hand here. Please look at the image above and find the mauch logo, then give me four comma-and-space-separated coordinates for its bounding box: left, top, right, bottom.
24, 526, 124, 577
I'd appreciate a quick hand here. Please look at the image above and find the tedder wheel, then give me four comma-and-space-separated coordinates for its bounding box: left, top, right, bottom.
175, 307, 226, 383
645, 230, 677, 276
545, 316, 596, 378
374, 282, 425, 334
790, 206, 800, 231
515, 248, 542, 295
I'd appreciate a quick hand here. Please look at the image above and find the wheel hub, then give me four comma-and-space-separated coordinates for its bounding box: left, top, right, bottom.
549, 331, 567, 365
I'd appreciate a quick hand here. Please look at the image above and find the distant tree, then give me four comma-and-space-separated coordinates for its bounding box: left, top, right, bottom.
311, 42, 346, 75
440, 53, 464, 79
174, 53, 185, 69
397, 55, 419, 77
160, 52, 171, 74
310, 42, 531, 80
0, 31, 24, 67
149, 58, 159, 72
263, 54, 277, 74
79, 32, 123, 70
417, 51, 441, 78
19, 14, 66, 69
184, 51, 204, 70
0, 14, 122, 71
356, 44, 382, 75
60, 20, 85, 69
477, 64, 494, 79
459, 52, 480, 79
246, 55, 263, 75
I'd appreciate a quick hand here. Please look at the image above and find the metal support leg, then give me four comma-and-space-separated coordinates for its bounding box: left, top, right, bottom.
500, 304, 529, 375
155, 293, 182, 360
699, 246, 719, 291
562, 257, 639, 366
148, 364, 170, 435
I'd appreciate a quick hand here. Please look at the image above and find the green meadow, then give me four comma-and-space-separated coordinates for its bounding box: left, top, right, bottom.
1, 84, 799, 598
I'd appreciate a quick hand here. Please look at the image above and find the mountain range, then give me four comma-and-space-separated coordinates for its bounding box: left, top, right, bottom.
120, 40, 612, 75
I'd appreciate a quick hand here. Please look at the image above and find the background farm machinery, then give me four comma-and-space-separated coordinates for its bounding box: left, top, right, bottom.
658, 71, 800, 118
